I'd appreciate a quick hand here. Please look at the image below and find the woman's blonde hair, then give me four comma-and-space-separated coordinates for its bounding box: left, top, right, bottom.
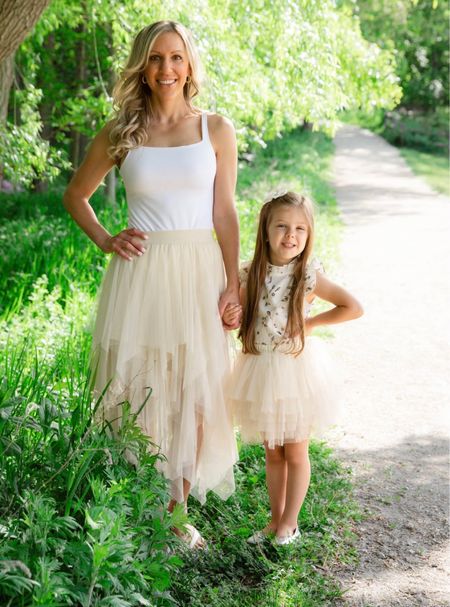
239, 192, 315, 356
109, 20, 202, 162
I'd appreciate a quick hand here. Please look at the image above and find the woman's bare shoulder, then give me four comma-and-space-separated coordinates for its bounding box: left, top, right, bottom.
204, 112, 235, 152
205, 112, 235, 134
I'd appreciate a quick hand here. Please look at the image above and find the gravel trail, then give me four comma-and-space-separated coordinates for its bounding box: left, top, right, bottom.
330, 125, 450, 607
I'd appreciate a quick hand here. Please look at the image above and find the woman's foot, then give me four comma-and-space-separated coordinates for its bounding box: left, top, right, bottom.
177, 523, 207, 550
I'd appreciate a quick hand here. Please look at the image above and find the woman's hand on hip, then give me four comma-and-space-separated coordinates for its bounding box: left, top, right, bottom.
103, 228, 148, 260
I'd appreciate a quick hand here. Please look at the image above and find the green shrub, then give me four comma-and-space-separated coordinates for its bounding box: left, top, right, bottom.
383, 108, 449, 154
0, 345, 182, 606
0, 190, 127, 317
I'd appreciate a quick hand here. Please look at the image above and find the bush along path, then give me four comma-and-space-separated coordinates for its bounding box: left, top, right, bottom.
0, 128, 360, 606
330, 124, 450, 607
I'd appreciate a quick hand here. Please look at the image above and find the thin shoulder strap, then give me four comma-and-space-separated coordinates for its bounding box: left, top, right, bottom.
201, 112, 210, 142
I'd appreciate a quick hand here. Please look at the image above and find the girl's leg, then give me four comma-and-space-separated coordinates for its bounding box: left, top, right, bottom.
276, 440, 310, 538
264, 443, 288, 531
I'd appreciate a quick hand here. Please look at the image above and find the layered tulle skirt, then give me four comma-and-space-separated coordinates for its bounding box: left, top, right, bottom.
90, 229, 237, 503
227, 338, 341, 448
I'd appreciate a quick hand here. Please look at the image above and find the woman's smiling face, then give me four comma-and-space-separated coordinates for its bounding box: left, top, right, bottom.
144, 31, 191, 99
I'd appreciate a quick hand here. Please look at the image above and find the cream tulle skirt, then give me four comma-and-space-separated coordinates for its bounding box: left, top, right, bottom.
90, 229, 238, 504
227, 338, 341, 448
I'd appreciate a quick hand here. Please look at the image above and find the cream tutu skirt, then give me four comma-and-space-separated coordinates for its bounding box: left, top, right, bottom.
227, 338, 341, 448
90, 229, 237, 504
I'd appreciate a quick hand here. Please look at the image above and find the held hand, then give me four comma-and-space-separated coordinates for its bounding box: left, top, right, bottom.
103, 228, 148, 261
222, 303, 242, 331
218, 288, 240, 329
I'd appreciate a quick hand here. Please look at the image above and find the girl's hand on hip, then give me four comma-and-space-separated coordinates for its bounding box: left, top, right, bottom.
103, 228, 148, 260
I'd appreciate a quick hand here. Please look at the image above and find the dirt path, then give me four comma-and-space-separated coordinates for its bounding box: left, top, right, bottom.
329, 125, 450, 606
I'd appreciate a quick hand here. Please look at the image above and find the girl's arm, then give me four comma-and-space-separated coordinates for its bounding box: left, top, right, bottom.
63, 124, 147, 260
305, 272, 363, 332
209, 114, 240, 325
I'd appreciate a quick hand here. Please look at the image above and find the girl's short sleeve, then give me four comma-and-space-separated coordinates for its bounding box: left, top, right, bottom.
239, 261, 251, 287
305, 258, 324, 294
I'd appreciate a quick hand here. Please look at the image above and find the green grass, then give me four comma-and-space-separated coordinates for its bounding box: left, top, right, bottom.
172, 441, 359, 606
399, 147, 450, 196
0, 127, 359, 606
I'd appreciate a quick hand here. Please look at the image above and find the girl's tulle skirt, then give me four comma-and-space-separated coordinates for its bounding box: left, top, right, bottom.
90, 229, 237, 504
227, 338, 341, 448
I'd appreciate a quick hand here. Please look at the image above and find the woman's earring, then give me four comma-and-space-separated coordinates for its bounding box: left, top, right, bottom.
185, 75, 191, 84
142, 75, 147, 84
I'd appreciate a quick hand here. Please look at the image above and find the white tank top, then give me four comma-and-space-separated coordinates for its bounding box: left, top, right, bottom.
120, 112, 216, 232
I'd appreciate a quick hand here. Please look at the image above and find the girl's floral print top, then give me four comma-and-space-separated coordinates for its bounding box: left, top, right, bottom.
239, 258, 322, 352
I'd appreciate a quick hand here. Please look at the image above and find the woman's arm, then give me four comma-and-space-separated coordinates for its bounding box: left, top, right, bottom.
63, 124, 147, 260
209, 114, 240, 323
305, 272, 363, 332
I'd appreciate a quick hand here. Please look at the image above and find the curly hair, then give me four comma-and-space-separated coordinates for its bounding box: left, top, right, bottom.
108, 21, 203, 163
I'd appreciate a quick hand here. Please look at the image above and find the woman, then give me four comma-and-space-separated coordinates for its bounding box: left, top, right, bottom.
63, 20, 239, 547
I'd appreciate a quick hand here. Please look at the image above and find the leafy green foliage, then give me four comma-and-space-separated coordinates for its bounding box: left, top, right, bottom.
0, 85, 68, 188
344, 0, 449, 111
383, 106, 448, 153
0, 188, 125, 317
0, 344, 181, 605
3, 0, 401, 186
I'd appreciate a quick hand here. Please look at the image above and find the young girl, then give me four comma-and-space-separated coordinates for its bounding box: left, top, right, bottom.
224, 191, 363, 546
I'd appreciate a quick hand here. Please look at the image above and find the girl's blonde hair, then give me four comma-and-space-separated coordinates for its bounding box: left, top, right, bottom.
239, 191, 315, 356
109, 20, 202, 162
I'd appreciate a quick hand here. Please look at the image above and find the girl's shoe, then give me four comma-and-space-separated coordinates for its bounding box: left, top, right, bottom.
274, 527, 300, 546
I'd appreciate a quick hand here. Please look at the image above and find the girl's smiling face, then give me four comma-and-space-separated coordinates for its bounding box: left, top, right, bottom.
267, 205, 310, 266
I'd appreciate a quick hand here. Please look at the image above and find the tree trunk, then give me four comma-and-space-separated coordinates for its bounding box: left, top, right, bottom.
0, 0, 51, 189
0, 53, 14, 189
0, 53, 14, 122
0, 0, 52, 62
